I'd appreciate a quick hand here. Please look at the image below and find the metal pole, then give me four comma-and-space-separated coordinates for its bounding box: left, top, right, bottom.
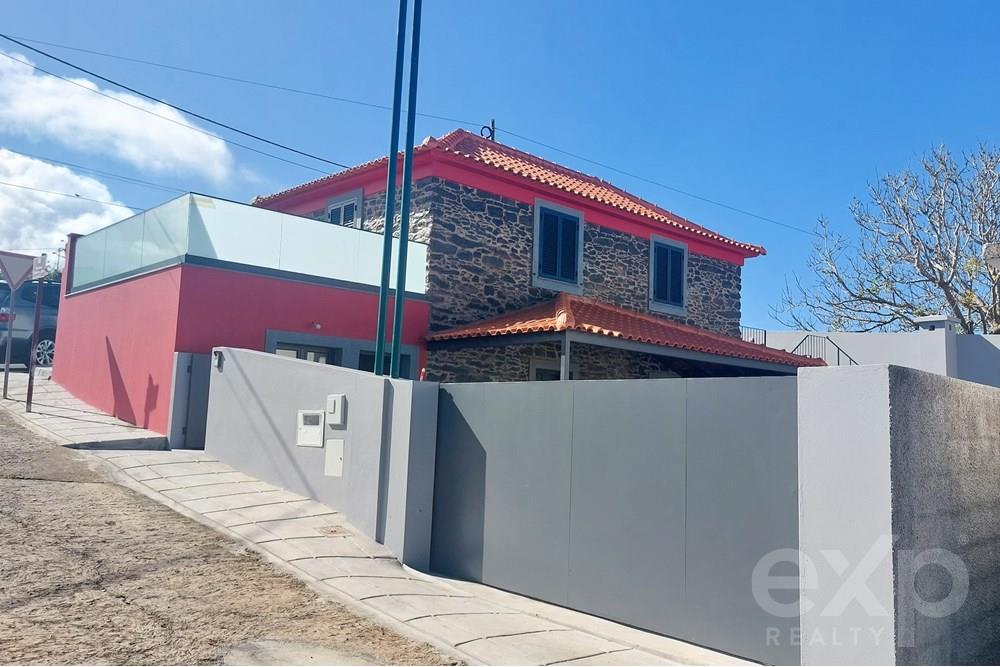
560, 333, 571, 381
2, 308, 12, 399
373, 0, 409, 377
25, 278, 43, 412
389, 0, 422, 379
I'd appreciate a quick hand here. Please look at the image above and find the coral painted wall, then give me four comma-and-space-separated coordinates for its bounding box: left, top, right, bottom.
53, 266, 183, 433
174, 263, 429, 366
53, 259, 431, 436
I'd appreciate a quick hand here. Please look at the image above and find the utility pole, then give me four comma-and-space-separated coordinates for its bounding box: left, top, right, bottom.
389, 0, 422, 379
373, 0, 409, 377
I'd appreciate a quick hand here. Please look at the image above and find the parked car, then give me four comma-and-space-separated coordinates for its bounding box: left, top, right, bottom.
0, 281, 60, 367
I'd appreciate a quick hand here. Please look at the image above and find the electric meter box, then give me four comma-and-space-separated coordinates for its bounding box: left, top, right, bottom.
326, 393, 346, 428
296, 409, 325, 447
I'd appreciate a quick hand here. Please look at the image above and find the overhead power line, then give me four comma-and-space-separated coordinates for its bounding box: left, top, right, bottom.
494, 128, 817, 237
0, 51, 329, 176
5, 148, 186, 194
0, 180, 140, 210
5, 34, 815, 237
0, 34, 349, 170
9, 34, 483, 128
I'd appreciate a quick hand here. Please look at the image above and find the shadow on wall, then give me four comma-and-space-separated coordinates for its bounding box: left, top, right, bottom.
430, 390, 486, 581
105, 337, 160, 428
106, 337, 135, 425
226, 350, 313, 495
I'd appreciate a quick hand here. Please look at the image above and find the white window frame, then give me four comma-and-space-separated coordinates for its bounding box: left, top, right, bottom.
648, 234, 688, 316
325, 189, 363, 228
531, 198, 585, 294
529, 357, 580, 381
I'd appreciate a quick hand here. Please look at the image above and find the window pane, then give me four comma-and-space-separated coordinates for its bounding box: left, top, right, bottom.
328, 206, 342, 225
44, 284, 61, 307
653, 245, 669, 302
668, 247, 685, 305
535, 367, 561, 381
559, 214, 578, 281
358, 350, 376, 373
275, 347, 298, 358
305, 350, 327, 364
539, 211, 560, 277
343, 202, 356, 225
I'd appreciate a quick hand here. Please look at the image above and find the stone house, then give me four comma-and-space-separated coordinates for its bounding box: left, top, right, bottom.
253, 129, 821, 381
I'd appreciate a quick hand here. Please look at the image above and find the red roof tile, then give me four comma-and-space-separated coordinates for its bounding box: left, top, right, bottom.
253, 129, 765, 257
426, 294, 825, 369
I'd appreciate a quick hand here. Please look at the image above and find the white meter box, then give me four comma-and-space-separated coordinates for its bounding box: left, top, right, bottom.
326, 393, 346, 428
296, 410, 325, 447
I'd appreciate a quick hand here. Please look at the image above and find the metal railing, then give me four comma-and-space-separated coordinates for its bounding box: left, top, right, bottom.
790, 334, 858, 366
740, 326, 768, 346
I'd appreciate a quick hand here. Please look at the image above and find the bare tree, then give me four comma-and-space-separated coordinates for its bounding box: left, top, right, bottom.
774, 146, 1000, 334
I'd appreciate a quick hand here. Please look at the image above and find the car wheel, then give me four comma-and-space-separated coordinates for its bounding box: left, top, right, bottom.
33, 337, 55, 367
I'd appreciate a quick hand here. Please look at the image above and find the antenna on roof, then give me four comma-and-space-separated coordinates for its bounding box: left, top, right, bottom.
480, 119, 496, 141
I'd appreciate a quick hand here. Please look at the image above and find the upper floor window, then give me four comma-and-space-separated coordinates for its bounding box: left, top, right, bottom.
649, 236, 687, 315
322, 189, 362, 228
533, 200, 584, 292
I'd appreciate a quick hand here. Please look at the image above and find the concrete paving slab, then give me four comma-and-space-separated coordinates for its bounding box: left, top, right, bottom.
122, 466, 164, 482
553, 648, 681, 665
160, 471, 257, 487
364, 595, 514, 622
183, 490, 305, 514
328, 577, 465, 600
249, 515, 348, 540
217, 500, 336, 523
147, 461, 235, 477
163, 482, 281, 502
262, 536, 377, 560
460, 630, 627, 666
292, 557, 413, 580
409, 612, 568, 646
143, 477, 182, 492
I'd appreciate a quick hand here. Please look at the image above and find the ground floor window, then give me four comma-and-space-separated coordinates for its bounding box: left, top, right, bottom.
274, 343, 342, 366
358, 351, 412, 379
529, 357, 578, 381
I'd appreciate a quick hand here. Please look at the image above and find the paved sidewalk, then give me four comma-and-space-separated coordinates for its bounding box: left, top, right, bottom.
0, 372, 166, 449
88, 449, 749, 666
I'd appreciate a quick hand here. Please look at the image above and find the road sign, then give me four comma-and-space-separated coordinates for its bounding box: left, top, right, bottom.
31, 254, 48, 280
0, 251, 35, 291
0, 251, 41, 399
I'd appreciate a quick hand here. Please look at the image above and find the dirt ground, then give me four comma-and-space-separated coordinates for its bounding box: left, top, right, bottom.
0, 410, 456, 665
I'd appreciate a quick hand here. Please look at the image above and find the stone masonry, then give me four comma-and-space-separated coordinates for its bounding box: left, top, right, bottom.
342, 176, 743, 381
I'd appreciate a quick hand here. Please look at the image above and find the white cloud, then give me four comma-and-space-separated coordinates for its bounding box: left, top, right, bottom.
0, 148, 126, 253
0, 50, 235, 184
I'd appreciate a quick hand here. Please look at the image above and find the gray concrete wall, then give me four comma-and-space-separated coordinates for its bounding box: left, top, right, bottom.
165, 352, 212, 449
203, 347, 437, 569
797, 365, 896, 665
798, 365, 1000, 665
888, 366, 1000, 665
431, 377, 800, 665
766, 330, 1000, 388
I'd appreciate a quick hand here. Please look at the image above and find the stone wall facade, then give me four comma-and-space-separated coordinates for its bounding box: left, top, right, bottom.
426, 341, 770, 383
359, 178, 741, 336
349, 175, 744, 380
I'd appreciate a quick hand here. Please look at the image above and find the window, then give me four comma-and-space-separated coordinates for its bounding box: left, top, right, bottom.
529, 357, 578, 381
649, 237, 687, 314
19, 283, 61, 308
274, 343, 342, 366
358, 350, 412, 379
324, 190, 362, 228
533, 201, 583, 292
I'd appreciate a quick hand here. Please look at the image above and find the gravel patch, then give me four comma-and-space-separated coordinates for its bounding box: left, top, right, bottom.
0, 410, 456, 665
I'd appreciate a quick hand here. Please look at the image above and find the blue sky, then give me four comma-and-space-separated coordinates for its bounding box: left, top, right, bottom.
2, 0, 998, 327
